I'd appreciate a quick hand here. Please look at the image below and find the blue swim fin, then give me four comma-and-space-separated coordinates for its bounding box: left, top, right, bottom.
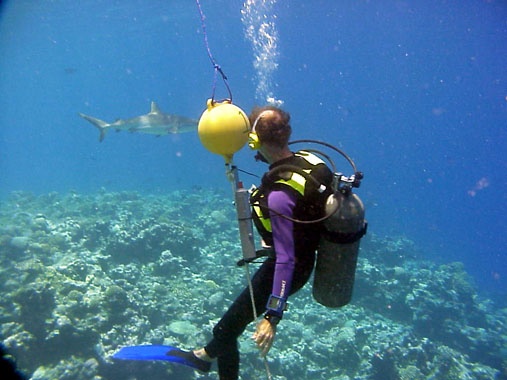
112, 345, 212, 372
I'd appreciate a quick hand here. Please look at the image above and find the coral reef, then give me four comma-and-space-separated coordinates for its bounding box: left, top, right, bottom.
0, 189, 505, 379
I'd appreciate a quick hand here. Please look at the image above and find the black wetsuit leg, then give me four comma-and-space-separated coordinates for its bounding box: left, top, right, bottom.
205, 255, 314, 380
205, 258, 275, 379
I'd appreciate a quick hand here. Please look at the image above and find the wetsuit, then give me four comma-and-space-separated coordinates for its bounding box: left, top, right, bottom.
204, 153, 332, 380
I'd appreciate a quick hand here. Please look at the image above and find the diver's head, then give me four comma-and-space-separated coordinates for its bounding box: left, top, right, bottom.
248, 106, 291, 150
248, 106, 292, 163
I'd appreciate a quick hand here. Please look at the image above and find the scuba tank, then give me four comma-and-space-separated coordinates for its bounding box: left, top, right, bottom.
313, 175, 366, 307
288, 140, 367, 308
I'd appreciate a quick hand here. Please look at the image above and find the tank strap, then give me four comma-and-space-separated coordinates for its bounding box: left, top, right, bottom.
322, 222, 368, 244
236, 248, 275, 266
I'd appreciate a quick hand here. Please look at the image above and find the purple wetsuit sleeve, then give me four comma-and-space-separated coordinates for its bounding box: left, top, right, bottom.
267, 189, 296, 300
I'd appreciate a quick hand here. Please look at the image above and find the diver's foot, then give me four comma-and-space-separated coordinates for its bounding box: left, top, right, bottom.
165, 348, 212, 373
193, 348, 214, 363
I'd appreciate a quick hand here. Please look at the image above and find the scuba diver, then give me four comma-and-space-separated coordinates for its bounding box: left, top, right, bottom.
113, 104, 366, 378
177, 105, 366, 379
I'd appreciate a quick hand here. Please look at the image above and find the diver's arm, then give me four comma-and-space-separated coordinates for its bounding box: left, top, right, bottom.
266, 189, 296, 317
253, 189, 296, 356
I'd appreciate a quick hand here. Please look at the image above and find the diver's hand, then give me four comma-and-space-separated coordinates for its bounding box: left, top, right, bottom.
252, 318, 276, 357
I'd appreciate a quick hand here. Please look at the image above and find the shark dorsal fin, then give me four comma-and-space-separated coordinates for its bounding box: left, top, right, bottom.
150, 101, 162, 114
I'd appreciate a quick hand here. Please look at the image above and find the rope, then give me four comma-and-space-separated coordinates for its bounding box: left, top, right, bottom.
226, 162, 273, 380
194, 3, 275, 378
244, 263, 273, 380
195, 0, 233, 103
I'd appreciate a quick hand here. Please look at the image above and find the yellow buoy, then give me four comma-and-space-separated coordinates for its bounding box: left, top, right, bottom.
198, 99, 250, 163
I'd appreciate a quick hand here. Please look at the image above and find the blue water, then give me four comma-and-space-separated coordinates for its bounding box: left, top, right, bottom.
0, 0, 505, 305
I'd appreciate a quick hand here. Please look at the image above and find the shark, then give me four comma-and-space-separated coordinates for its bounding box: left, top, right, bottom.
79, 101, 198, 142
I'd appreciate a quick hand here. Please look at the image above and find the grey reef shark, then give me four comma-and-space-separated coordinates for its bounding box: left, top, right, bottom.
79, 101, 198, 142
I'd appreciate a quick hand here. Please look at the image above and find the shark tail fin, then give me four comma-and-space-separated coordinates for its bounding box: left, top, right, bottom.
78, 113, 109, 142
